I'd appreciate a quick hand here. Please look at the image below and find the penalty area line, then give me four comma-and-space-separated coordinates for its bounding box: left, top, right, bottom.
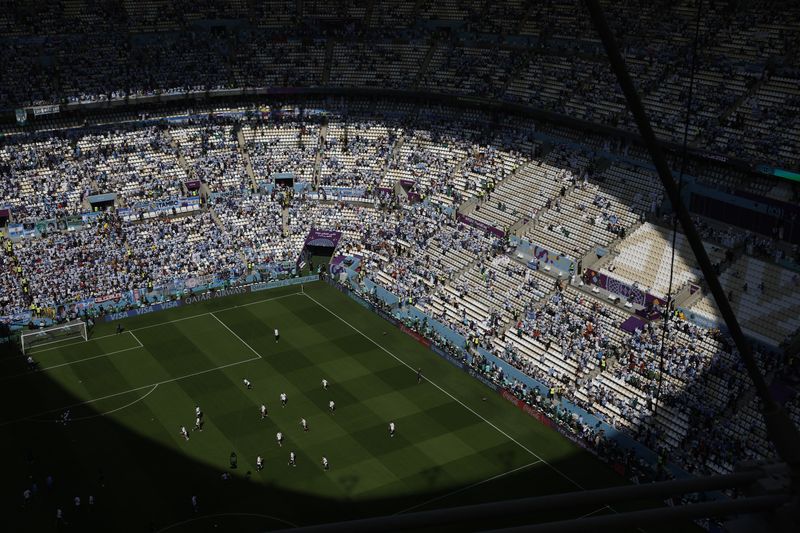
0, 344, 146, 383
0, 355, 261, 428
30, 384, 161, 423
210, 312, 264, 360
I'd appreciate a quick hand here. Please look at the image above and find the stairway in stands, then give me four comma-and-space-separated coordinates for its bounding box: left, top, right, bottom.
236, 126, 258, 191
691, 75, 769, 149
413, 37, 440, 88
168, 130, 194, 188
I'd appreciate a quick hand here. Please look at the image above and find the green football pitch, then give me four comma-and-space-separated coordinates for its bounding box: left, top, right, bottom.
1, 281, 643, 532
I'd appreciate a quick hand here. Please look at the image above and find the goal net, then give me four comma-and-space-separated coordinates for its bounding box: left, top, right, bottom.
20, 320, 88, 354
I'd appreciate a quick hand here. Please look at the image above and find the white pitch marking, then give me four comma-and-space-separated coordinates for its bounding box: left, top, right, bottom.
303, 291, 588, 492
0, 345, 145, 382
210, 313, 264, 359
0, 356, 260, 428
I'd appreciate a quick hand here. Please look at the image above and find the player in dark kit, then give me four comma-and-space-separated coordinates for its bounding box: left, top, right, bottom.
417, 367, 423, 384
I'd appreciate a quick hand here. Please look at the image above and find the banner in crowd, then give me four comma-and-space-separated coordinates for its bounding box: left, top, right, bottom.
31, 104, 60, 116
64, 214, 85, 231
6, 216, 74, 239
7, 208, 144, 241
456, 214, 505, 237
88, 193, 116, 204
514, 239, 574, 273
584, 269, 663, 307
8, 222, 36, 239
304, 228, 342, 249
164, 274, 216, 295
130, 197, 200, 216
329, 255, 347, 276
319, 186, 367, 199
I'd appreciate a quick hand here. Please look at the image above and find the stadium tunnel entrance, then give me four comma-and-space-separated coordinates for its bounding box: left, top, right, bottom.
299, 228, 342, 275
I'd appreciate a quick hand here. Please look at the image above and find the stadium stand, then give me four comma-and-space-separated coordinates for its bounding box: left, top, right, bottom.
1, 0, 799, 507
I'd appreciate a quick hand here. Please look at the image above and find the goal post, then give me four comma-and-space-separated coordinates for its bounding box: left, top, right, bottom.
20, 320, 88, 354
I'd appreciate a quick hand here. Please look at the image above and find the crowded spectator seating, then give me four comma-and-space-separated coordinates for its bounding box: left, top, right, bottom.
0, 138, 87, 221
172, 125, 250, 192
75, 128, 187, 206
420, 44, 512, 98
384, 128, 468, 206
320, 122, 395, 190
488, 282, 777, 476
0, 250, 25, 317
234, 35, 326, 89
10, 211, 244, 311
330, 41, 428, 90
242, 123, 319, 184
360, 203, 498, 309
212, 194, 290, 265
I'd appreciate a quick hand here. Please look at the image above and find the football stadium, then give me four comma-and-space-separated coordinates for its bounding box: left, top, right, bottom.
1, 1, 799, 532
